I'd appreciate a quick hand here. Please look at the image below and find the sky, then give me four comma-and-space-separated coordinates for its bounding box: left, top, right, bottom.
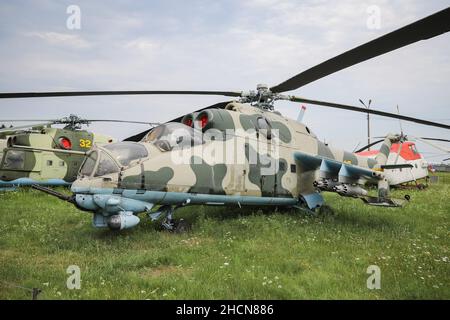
0, 0, 449, 162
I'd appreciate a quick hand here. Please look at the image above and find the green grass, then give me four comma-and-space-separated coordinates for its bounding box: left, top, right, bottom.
0, 174, 449, 300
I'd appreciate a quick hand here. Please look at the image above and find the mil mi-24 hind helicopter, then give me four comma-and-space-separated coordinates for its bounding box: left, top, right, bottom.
1, 8, 449, 231
0, 115, 158, 188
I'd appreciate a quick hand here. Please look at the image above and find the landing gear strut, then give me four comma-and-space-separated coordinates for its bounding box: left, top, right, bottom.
294, 198, 335, 218
149, 203, 191, 232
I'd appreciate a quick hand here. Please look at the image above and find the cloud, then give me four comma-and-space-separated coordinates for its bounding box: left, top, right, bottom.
24, 31, 91, 49
124, 38, 161, 52
0, 1, 448, 161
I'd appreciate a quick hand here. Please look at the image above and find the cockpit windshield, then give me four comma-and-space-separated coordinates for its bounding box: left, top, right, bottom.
79, 142, 148, 178
95, 152, 119, 177
143, 122, 203, 152
409, 144, 419, 155
103, 142, 148, 166
80, 151, 97, 176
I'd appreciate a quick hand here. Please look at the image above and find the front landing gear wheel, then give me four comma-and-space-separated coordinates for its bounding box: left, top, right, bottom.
174, 219, 191, 233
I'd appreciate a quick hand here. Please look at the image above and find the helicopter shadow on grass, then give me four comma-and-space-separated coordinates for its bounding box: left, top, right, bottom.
185, 203, 399, 230
86, 202, 402, 241
324, 205, 402, 232
177, 205, 301, 223
84, 205, 291, 240
197, 202, 402, 231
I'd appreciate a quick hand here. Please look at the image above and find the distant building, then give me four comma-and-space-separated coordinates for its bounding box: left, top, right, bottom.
431, 163, 450, 172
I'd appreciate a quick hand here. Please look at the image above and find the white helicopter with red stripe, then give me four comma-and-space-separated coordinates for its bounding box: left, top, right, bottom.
295, 105, 441, 187
355, 136, 449, 187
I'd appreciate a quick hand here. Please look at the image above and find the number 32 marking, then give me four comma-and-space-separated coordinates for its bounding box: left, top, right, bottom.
79, 139, 92, 148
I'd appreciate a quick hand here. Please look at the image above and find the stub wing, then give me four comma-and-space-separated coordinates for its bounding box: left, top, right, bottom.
293, 151, 407, 208
293, 151, 383, 184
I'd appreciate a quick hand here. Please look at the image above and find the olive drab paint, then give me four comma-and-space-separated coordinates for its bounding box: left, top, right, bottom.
0, 127, 113, 185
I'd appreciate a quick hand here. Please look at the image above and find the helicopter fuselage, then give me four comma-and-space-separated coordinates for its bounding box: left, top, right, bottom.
0, 127, 113, 187
70, 102, 398, 230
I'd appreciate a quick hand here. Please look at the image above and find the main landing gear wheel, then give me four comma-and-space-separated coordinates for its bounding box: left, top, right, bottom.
154, 203, 192, 233
317, 205, 335, 219
159, 218, 191, 233
173, 219, 191, 233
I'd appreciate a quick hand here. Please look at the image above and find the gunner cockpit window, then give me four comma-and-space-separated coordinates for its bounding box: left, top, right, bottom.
95, 152, 119, 177
143, 122, 203, 152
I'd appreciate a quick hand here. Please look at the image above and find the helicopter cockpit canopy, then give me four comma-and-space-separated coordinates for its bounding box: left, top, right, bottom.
103, 142, 148, 166
79, 142, 148, 177
143, 122, 203, 152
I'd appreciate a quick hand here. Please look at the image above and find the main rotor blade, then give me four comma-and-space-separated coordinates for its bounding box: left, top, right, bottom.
0, 122, 53, 133
419, 137, 450, 143
86, 120, 160, 125
0, 118, 160, 125
271, 8, 450, 93
0, 90, 242, 99
0, 119, 57, 122
411, 136, 450, 153
373, 135, 450, 143
289, 96, 450, 130
354, 139, 384, 153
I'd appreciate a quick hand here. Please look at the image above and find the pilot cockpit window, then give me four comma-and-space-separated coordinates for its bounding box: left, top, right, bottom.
3, 150, 25, 170
103, 142, 148, 166
80, 151, 97, 176
95, 152, 119, 177
410, 144, 419, 155
143, 122, 203, 152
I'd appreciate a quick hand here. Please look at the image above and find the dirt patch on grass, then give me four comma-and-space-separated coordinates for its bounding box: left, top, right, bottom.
138, 265, 187, 278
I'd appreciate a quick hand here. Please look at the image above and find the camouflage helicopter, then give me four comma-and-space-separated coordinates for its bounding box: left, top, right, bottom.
1, 8, 449, 231
0, 115, 158, 188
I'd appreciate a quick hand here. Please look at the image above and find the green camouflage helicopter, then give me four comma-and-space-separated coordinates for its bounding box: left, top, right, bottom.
0, 115, 158, 188
1, 8, 449, 231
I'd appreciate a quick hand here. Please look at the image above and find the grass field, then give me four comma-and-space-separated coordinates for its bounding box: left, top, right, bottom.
0, 174, 449, 300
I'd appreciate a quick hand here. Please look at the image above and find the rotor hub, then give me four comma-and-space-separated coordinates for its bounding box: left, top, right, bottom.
56, 114, 90, 130
240, 84, 286, 111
